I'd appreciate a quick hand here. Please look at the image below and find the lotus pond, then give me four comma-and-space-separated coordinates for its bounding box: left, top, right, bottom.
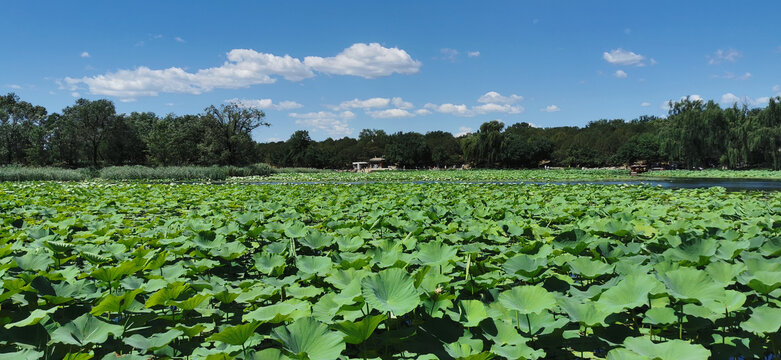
1, 182, 780, 359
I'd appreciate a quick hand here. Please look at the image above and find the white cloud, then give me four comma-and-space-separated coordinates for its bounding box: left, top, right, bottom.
80, 51, 90, 58
454, 126, 473, 137
473, 103, 524, 114
603, 48, 646, 66
440, 48, 459, 62
712, 71, 752, 80
226, 98, 303, 111
425, 103, 473, 117
289, 111, 354, 137
174, 37, 185, 43
368, 109, 414, 118
707, 49, 742, 65
64, 43, 420, 100
614, 70, 628, 78
332, 97, 390, 110
304, 43, 421, 78
773, 85, 780, 92
661, 95, 704, 110
541, 105, 560, 112
415, 109, 431, 115
7, 84, 22, 89
391, 97, 413, 109
719, 93, 769, 107
71, 92, 80, 97
640, 102, 651, 107
265, 137, 283, 143
467, 51, 480, 57
477, 91, 523, 104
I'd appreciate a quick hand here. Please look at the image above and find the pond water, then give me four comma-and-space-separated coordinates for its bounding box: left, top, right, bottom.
248, 177, 781, 191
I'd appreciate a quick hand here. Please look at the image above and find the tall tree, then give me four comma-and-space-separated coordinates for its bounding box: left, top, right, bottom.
61, 98, 117, 167
202, 103, 269, 165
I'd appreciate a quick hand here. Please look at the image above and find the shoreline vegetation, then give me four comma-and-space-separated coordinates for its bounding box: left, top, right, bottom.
2, 165, 781, 182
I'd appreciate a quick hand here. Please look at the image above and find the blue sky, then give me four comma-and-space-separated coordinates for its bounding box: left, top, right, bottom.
3, 1, 780, 142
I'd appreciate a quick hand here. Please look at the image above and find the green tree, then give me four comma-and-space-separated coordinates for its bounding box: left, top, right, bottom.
202, 103, 269, 166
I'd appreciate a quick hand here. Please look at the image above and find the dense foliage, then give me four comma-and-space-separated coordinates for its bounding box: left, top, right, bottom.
1, 182, 780, 359
2, 93, 781, 169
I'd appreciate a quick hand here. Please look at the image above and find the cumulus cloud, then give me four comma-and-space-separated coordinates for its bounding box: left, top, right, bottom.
641, 102, 651, 107
477, 91, 523, 104
80, 51, 90, 58
707, 49, 742, 65
391, 97, 413, 109
473, 103, 524, 114
64, 43, 421, 100
304, 43, 421, 78
614, 70, 628, 78
289, 111, 354, 137
719, 93, 769, 107
425, 103, 473, 117
454, 126, 473, 137
467, 51, 480, 57
226, 98, 303, 110
332, 97, 391, 110
603, 48, 646, 66
415, 109, 432, 115
368, 108, 415, 118
541, 105, 560, 112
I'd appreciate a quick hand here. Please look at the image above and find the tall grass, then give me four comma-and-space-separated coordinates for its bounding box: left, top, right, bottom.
0, 166, 90, 181
99, 166, 229, 180
225, 163, 275, 177
273, 167, 332, 174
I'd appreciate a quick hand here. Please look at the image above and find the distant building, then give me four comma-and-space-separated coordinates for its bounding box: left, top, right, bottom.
352, 157, 387, 172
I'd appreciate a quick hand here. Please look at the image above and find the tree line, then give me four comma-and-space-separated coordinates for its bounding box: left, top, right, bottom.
1, 93, 780, 169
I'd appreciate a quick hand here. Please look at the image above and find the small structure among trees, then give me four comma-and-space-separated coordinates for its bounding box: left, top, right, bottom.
352, 157, 386, 171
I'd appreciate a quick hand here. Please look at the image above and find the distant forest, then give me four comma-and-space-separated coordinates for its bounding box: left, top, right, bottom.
2, 93, 780, 170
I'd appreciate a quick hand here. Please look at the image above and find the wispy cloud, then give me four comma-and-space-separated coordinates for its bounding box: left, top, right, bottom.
467, 51, 480, 57
711, 71, 752, 80
289, 111, 354, 137
614, 70, 628, 78
226, 98, 303, 110
540, 105, 560, 112
720, 93, 769, 107
80, 51, 90, 58
707, 49, 742, 65
454, 126, 473, 137
174, 37, 185, 43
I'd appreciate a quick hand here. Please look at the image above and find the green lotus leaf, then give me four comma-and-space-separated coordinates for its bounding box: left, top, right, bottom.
48, 313, 124, 346
243, 300, 311, 324
740, 305, 781, 334
456, 300, 488, 327
248, 348, 291, 360
567, 257, 615, 279
169, 293, 211, 311
361, 268, 420, 316
284, 223, 309, 238
659, 267, 723, 302
123, 328, 183, 351
607, 336, 710, 360
90, 289, 142, 315
145, 281, 190, 308
503, 254, 547, 278
704, 261, 745, 286
416, 241, 458, 266
253, 253, 286, 275
332, 314, 386, 344
296, 255, 332, 276
700, 289, 746, 314
557, 297, 611, 327
743, 270, 781, 294
0, 349, 44, 360
13, 251, 54, 272
497, 285, 556, 315
299, 231, 334, 250
271, 317, 345, 360
598, 274, 663, 311
4, 307, 58, 328
642, 307, 677, 325
207, 321, 260, 346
